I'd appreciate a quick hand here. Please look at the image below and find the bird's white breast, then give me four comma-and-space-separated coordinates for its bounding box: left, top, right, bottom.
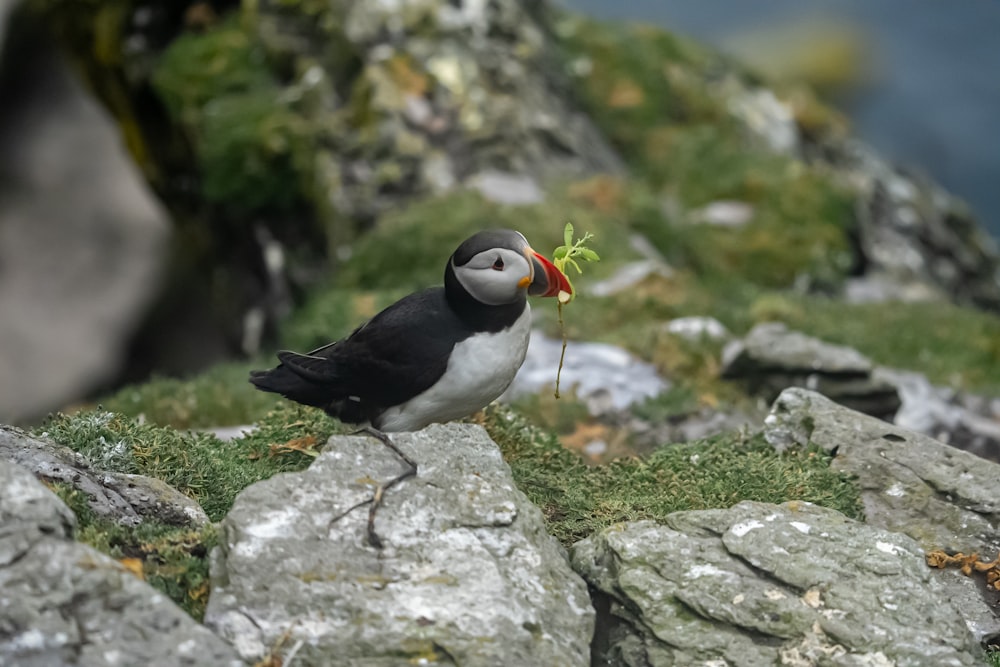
375, 306, 532, 432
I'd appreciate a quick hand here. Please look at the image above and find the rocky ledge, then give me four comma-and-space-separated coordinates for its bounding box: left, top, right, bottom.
3, 389, 999, 665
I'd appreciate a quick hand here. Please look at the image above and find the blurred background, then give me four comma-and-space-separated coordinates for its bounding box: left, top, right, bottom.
568, 0, 1000, 240
1, 0, 998, 423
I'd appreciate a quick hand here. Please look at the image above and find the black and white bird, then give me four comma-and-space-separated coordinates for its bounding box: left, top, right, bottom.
249, 229, 571, 546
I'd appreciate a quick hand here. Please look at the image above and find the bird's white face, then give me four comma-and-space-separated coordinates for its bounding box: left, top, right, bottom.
451, 247, 534, 306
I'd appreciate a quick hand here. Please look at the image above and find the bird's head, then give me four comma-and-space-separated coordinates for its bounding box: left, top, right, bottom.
447, 229, 572, 306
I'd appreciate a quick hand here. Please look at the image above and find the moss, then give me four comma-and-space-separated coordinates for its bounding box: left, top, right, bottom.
334, 187, 638, 293
483, 405, 862, 546
773, 296, 1000, 394
49, 483, 217, 621
152, 18, 315, 214
100, 361, 280, 429
988, 648, 1000, 667
558, 16, 736, 184
281, 286, 411, 352
35, 404, 341, 521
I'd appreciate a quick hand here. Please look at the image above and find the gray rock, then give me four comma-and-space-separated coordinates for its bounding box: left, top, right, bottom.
663, 316, 731, 342
0, 21, 168, 421
571, 502, 984, 666
764, 388, 1000, 556
587, 260, 674, 298
688, 200, 755, 227
722, 322, 900, 418
876, 367, 1000, 462
0, 459, 242, 667
504, 332, 670, 415
467, 169, 545, 205
0, 424, 208, 527
845, 143, 1000, 312
205, 423, 593, 666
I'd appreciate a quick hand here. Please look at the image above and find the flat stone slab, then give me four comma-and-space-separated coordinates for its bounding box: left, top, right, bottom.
205, 423, 593, 666
572, 501, 984, 666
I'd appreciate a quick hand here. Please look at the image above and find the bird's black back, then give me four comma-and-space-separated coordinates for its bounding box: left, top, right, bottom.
249, 285, 526, 424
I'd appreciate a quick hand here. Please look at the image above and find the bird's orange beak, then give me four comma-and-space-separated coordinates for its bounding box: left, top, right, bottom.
522, 248, 573, 298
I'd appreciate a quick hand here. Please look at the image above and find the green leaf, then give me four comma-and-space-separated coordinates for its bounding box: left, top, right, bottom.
578, 248, 600, 262
564, 222, 574, 248
566, 258, 583, 275
554, 246, 569, 260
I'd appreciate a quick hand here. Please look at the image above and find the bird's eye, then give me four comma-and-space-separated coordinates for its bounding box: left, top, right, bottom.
492, 256, 504, 271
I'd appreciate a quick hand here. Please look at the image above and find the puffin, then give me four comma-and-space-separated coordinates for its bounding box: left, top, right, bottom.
249, 229, 572, 547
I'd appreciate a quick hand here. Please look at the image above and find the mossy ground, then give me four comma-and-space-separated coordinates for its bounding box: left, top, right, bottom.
49, 482, 218, 621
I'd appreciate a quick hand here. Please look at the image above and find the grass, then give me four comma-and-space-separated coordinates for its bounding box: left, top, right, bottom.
50, 482, 218, 621
99, 361, 281, 429
482, 405, 862, 546
35, 404, 339, 521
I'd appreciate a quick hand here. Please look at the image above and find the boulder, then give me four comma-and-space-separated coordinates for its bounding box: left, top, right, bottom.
205, 423, 593, 666
0, 13, 169, 421
722, 322, 901, 419
0, 424, 208, 527
764, 387, 1000, 556
0, 459, 241, 667
876, 367, 1000, 463
572, 501, 985, 666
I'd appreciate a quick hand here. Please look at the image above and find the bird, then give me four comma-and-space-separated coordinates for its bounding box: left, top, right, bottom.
249, 229, 572, 547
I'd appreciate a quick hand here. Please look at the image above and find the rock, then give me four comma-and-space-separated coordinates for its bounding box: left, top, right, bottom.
688, 200, 755, 227
663, 316, 731, 342
467, 170, 545, 205
0, 424, 208, 527
571, 502, 985, 666
0, 16, 169, 421
876, 367, 1000, 463
721, 322, 900, 419
503, 332, 670, 415
0, 459, 242, 667
587, 260, 674, 298
764, 388, 1000, 645
763, 388, 1000, 557
843, 144, 1000, 312
205, 423, 593, 666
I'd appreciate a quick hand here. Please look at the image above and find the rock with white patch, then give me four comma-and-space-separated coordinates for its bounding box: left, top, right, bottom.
0, 459, 241, 667
721, 322, 900, 419
0, 424, 208, 527
571, 501, 984, 666
504, 332, 669, 415
764, 388, 1000, 644
764, 388, 1000, 555
205, 423, 593, 666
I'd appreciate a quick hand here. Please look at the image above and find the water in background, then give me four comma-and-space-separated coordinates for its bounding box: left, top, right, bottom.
567, 0, 1000, 239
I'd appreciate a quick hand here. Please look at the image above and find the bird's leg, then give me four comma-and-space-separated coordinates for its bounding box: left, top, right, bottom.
354, 425, 418, 549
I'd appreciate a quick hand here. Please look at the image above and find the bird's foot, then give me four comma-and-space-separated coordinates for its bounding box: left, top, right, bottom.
354, 426, 418, 549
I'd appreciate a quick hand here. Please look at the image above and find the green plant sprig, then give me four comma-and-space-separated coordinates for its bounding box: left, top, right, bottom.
552, 223, 600, 304
551, 223, 600, 397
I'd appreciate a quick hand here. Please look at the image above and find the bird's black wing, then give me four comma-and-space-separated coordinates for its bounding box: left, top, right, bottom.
250, 288, 472, 423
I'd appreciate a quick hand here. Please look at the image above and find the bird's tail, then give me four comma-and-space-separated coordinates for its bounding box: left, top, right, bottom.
249, 366, 330, 409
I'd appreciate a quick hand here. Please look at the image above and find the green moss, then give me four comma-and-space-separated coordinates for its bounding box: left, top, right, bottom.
36, 404, 341, 521
774, 296, 1000, 394
334, 187, 638, 293
483, 405, 862, 545
152, 18, 314, 213
281, 286, 411, 352
49, 483, 217, 621
987, 648, 1000, 667
558, 17, 736, 183
100, 361, 280, 429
